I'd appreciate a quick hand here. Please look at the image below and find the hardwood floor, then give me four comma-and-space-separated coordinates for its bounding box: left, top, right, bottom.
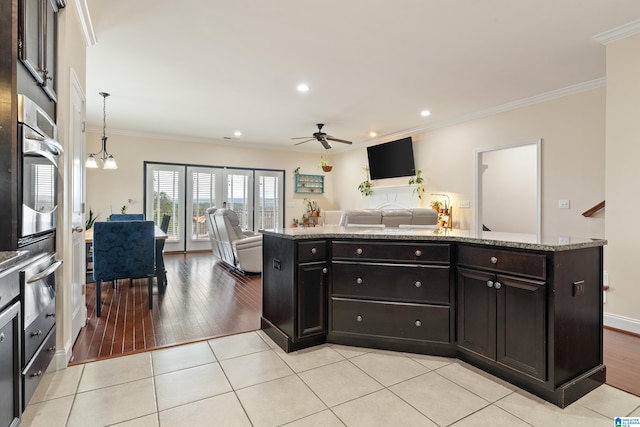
71, 253, 640, 398
70, 252, 261, 364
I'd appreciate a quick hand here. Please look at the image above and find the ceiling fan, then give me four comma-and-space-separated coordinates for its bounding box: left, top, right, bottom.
292, 123, 353, 150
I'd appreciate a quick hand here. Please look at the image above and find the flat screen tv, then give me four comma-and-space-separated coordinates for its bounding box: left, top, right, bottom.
367, 137, 416, 180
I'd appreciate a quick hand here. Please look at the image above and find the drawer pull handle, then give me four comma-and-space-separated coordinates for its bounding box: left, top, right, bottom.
415, 320, 422, 327
494, 281, 502, 290
311, 247, 317, 254
415, 281, 422, 288
356, 315, 363, 322
46, 313, 55, 318
415, 250, 422, 257
490, 256, 498, 264
356, 277, 363, 285
48, 346, 56, 352
356, 248, 363, 255
322, 268, 328, 274
31, 330, 43, 337
31, 370, 43, 378
487, 280, 494, 288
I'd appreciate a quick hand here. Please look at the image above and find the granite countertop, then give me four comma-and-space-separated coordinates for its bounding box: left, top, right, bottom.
0, 250, 31, 273
261, 226, 606, 251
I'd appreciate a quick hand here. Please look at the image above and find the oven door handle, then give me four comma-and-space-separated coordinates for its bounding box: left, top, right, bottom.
24, 135, 64, 157
27, 260, 63, 284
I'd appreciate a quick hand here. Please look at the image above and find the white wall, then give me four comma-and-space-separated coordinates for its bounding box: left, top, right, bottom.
85, 134, 326, 226
604, 32, 640, 332
334, 88, 606, 240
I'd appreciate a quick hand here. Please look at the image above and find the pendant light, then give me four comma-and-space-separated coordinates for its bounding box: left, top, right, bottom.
86, 92, 117, 169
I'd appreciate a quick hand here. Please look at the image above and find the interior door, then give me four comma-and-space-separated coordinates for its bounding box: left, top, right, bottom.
70, 71, 86, 341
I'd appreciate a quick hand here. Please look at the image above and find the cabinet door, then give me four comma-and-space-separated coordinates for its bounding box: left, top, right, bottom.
457, 267, 496, 359
41, 0, 57, 101
496, 274, 546, 381
297, 262, 327, 338
19, 0, 44, 83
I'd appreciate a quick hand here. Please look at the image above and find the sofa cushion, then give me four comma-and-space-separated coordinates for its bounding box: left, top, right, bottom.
339, 209, 382, 226
409, 208, 439, 225
381, 209, 413, 227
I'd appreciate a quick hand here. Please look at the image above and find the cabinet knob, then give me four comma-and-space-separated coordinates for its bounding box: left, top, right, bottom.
494, 281, 502, 290
311, 247, 317, 254
46, 313, 55, 318
356, 315, 363, 322
415, 320, 422, 327
490, 256, 498, 264
415, 250, 422, 257
322, 268, 328, 274
356, 277, 363, 284
31, 330, 43, 337
356, 248, 363, 255
31, 370, 43, 378
415, 281, 422, 288
487, 280, 494, 288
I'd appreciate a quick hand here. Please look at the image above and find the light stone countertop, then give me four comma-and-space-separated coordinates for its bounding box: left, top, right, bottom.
261, 226, 606, 252
0, 250, 30, 273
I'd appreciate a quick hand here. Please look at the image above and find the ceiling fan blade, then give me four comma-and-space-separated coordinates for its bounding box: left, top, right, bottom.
292, 136, 312, 140
326, 136, 353, 145
319, 138, 332, 150
294, 138, 314, 146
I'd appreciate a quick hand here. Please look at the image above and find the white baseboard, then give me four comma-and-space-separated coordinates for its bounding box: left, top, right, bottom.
604, 312, 640, 335
51, 341, 73, 372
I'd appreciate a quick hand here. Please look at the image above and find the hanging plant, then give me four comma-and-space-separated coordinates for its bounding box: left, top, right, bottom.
358, 167, 373, 196
408, 169, 425, 199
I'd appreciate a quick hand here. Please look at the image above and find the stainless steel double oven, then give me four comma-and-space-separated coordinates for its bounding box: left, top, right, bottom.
15, 94, 63, 411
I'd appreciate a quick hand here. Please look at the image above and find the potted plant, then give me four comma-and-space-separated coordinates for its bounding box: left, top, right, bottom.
85, 209, 99, 230
305, 198, 320, 217
302, 213, 309, 226
320, 160, 333, 172
408, 169, 425, 199
358, 167, 373, 196
430, 200, 443, 212
291, 218, 299, 228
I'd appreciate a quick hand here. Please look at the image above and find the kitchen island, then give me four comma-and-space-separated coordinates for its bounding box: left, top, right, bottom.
261, 226, 606, 408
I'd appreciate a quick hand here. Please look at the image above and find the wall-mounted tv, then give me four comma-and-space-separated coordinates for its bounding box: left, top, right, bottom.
367, 136, 416, 180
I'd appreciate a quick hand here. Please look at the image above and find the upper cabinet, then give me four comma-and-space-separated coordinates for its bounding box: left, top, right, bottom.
18, 0, 58, 102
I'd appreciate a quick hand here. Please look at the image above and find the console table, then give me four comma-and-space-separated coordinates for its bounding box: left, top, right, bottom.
261, 226, 606, 408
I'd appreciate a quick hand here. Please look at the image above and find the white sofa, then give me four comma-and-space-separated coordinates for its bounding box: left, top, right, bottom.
338, 208, 438, 227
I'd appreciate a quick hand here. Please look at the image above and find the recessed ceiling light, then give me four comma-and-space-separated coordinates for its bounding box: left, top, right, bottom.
234, 131, 242, 137
421, 110, 431, 117
369, 131, 377, 137
297, 83, 309, 93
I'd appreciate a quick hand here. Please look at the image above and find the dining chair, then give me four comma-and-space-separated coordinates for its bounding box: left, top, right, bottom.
109, 213, 144, 221
93, 220, 155, 317
155, 214, 171, 291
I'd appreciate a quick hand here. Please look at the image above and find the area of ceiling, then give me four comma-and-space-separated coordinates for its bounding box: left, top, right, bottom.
85, 1, 640, 152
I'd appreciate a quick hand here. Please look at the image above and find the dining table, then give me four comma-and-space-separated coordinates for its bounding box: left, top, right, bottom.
85, 225, 169, 291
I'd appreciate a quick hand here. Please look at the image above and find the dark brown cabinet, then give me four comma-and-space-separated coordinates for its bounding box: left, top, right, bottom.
18, 0, 58, 102
457, 267, 546, 381
261, 236, 328, 352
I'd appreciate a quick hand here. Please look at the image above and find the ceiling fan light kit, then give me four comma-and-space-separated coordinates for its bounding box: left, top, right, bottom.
292, 123, 353, 150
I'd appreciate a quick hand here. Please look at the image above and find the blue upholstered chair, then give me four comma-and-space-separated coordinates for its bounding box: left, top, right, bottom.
93, 220, 155, 317
110, 213, 144, 221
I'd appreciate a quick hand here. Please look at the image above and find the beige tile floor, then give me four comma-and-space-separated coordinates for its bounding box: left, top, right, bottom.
22, 330, 640, 427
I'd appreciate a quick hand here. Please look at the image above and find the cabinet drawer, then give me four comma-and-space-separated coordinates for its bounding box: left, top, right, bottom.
24, 299, 56, 364
332, 298, 450, 343
332, 262, 450, 304
23, 325, 56, 407
457, 245, 546, 279
333, 241, 450, 264
298, 240, 327, 262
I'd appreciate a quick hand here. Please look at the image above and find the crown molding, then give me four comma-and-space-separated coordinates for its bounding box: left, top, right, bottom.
73, 0, 96, 46
593, 19, 640, 45
363, 78, 606, 146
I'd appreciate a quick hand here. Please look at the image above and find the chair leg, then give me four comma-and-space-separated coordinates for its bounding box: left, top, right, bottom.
148, 276, 153, 310
96, 280, 102, 317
